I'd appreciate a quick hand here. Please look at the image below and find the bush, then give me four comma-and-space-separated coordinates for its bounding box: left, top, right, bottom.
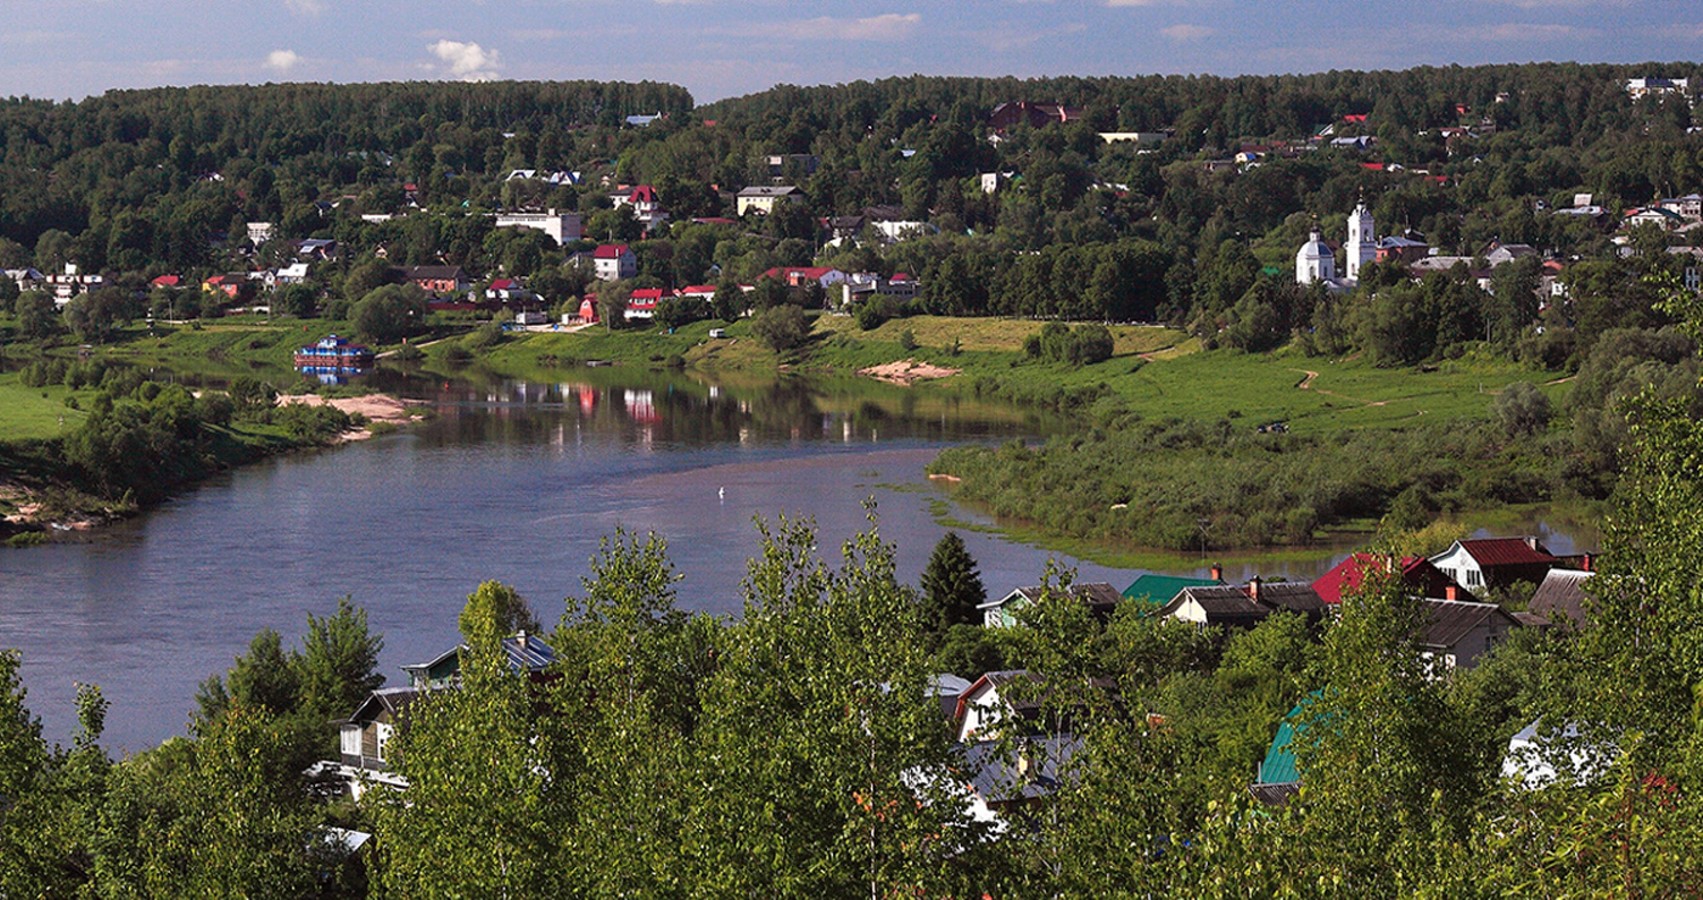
1493, 382, 1552, 437
750, 304, 811, 353
898, 328, 918, 352
442, 345, 474, 366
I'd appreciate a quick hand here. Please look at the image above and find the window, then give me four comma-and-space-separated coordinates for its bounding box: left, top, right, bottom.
376, 722, 394, 762
340, 726, 360, 757
1466, 569, 1482, 587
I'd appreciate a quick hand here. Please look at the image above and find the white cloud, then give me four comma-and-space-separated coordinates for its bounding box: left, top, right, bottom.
1458, 22, 1589, 41
429, 39, 503, 81
977, 22, 1086, 52
284, 0, 326, 15
1161, 24, 1213, 40
747, 13, 922, 42
266, 49, 302, 73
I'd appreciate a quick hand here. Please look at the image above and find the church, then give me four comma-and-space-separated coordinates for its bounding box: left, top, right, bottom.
1296, 201, 1378, 290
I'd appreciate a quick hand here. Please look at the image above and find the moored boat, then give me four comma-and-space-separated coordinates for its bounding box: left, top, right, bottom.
294, 334, 374, 368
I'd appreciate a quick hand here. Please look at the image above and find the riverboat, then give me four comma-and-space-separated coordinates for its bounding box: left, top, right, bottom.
294, 334, 374, 368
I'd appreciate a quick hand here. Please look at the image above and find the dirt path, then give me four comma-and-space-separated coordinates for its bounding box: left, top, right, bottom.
1294, 369, 1320, 390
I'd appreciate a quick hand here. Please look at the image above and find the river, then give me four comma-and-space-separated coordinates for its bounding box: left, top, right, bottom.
0, 366, 1598, 753
0, 368, 1132, 752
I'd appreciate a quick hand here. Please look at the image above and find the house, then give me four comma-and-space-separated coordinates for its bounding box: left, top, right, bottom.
1312, 553, 1470, 606
760, 266, 848, 290
839, 272, 918, 308
149, 274, 180, 289
951, 670, 1114, 743
951, 735, 1083, 833
1121, 567, 1224, 608
736, 185, 803, 216
1419, 599, 1521, 671
7, 267, 44, 291
485, 278, 534, 304
404, 265, 472, 296
613, 185, 669, 231
1428, 536, 1560, 594
987, 101, 1082, 131
270, 262, 310, 287
400, 631, 560, 690
624, 112, 663, 128
1249, 697, 1311, 807
1624, 207, 1685, 230
624, 287, 667, 321
202, 273, 247, 300
1154, 579, 1327, 629
571, 296, 599, 325
246, 222, 276, 246
323, 687, 421, 798
1527, 568, 1595, 629
592, 244, 637, 281
494, 208, 584, 245
1660, 193, 1703, 220
1376, 235, 1431, 265
1503, 720, 1605, 788
1625, 77, 1689, 100
1485, 242, 1538, 267
978, 582, 1124, 628
1098, 131, 1169, 146
294, 238, 338, 260
46, 264, 103, 306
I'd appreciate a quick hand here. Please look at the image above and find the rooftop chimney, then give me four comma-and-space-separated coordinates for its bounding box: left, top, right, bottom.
1524, 536, 1539, 551
1444, 585, 1459, 602
1247, 576, 1262, 601
1210, 563, 1223, 582
1582, 553, 1593, 572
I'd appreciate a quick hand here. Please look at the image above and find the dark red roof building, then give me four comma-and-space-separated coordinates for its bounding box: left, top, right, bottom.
1313, 553, 1471, 605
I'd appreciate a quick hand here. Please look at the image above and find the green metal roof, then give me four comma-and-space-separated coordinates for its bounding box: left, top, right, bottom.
1122, 573, 1222, 605
1258, 691, 1326, 786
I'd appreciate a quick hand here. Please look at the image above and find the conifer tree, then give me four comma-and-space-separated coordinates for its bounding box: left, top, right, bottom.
919, 531, 987, 634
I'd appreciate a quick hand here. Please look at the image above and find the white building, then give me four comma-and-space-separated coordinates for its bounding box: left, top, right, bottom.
1295, 228, 1337, 285
494, 209, 584, 246
1345, 201, 1376, 280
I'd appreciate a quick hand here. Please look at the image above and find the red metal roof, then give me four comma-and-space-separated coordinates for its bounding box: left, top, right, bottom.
628, 288, 667, 301
628, 185, 659, 204
1313, 553, 1466, 605
593, 244, 632, 258
1459, 538, 1558, 567
151, 274, 181, 287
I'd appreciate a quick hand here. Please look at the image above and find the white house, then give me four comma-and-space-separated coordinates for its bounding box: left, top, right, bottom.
1428, 536, 1560, 593
736, 185, 803, 216
953, 670, 1044, 743
494, 209, 584, 246
591, 244, 637, 281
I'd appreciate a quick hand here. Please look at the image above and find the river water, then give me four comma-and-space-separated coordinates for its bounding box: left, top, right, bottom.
0, 369, 1140, 752
0, 366, 1598, 752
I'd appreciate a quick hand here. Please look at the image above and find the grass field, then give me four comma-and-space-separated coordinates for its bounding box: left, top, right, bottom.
0, 376, 90, 440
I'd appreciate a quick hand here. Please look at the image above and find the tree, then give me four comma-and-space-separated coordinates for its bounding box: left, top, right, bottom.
15, 291, 61, 340
750, 303, 810, 352
295, 596, 384, 723
711, 278, 745, 323
458, 580, 540, 646
275, 283, 318, 318
350, 283, 427, 343
918, 532, 986, 635
1493, 381, 1553, 437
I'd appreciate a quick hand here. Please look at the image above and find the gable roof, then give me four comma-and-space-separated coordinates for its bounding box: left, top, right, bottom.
1528, 568, 1595, 628
979, 582, 1124, 618
736, 185, 801, 198
1313, 553, 1467, 605
346, 687, 423, 724
1122, 573, 1221, 605
1419, 599, 1519, 649
1159, 580, 1326, 626
1453, 537, 1559, 568
406, 265, 469, 281
628, 185, 659, 204
592, 244, 632, 259
401, 632, 560, 685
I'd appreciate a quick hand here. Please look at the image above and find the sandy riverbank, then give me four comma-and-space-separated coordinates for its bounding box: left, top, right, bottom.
858, 359, 963, 386
276, 393, 425, 441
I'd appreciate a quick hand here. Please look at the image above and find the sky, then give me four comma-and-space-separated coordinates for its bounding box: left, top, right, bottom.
2, 0, 1700, 106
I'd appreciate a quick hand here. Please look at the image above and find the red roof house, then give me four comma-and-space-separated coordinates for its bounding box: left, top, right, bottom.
1429, 537, 1561, 593
1313, 553, 1471, 605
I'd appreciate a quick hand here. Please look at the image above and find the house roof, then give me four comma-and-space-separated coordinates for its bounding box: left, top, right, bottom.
981, 582, 1124, 615
346, 687, 423, 724
488, 278, 518, 291
1419, 599, 1519, 649
1528, 568, 1595, 628
953, 670, 1044, 724
151, 274, 181, 287
1454, 537, 1559, 568
1160, 581, 1327, 624
401, 632, 560, 683
593, 244, 632, 259
960, 735, 1083, 806
737, 185, 801, 198
1313, 554, 1467, 605
1122, 573, 1221, 605
628, 185, 659, 204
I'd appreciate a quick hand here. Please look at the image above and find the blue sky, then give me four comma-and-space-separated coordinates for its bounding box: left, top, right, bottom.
4, 1, 1699, 105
